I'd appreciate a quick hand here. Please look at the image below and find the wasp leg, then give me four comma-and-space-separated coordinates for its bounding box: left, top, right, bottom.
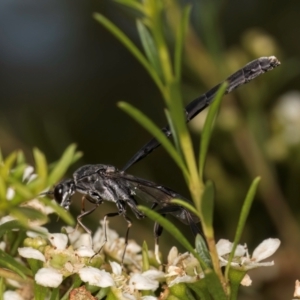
153, 205, 201, 263
76, 196, 101, 234
126, 197, 145, 219
91, 200, 132, 265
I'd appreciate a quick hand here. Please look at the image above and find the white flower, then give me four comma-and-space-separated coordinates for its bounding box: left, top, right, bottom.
73, 233, 93, 250
18, 247, 45, 262
294, 280, 300, 297
217, 238, 281, 270
35, 268, 63, 287
110, 261, 122, 276
3, 290, 24, 300
48, 233, 68, 250
165, 247, 202, 287
128, 271, 162, 292
78, 266, 115, 287
64, 226, 82, 245
75, 246, 95, 257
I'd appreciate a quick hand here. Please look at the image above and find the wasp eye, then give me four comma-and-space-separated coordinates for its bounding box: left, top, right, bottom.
53, 184, 64, 204
53, 179, 75, 210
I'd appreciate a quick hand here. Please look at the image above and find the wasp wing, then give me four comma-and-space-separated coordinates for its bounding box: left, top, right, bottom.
107, 171, 199, 225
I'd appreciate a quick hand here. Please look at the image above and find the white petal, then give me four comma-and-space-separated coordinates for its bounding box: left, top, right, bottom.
27, 174, 38, 183
166, 266, 181, 277
122, 293, 136, 300
168, 275, 196, 287
6, 188, 15, 200
64, 226, 81, 244
216, 239, 233, 256
78, 266, 114, 287
48, 233, 68, 250
167, 246, 178, 264
294, 280, 300, 297
22, 166, 34, 182
75, 246, 95, 257
252, 238, 281, 261
73, 233, 93, 249
129, 273, 159, 291
126, 240, 142, 253
244, 261, 274, 270
35, 268, 63, 287
240, 274, 252, 286
142, 296, 158, 300
109, 261, 122, 276
142, 270, 165, 280
216, 239, 246, 257
0, 241, 6, 251
18, 247, 45, 262
6, 278, 22, 288
4, 290, 24, 300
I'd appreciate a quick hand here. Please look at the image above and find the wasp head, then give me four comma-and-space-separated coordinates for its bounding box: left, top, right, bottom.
53, 179, 76, 210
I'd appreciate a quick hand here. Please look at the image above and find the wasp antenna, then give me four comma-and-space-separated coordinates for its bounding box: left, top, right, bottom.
39, 190, 54, 197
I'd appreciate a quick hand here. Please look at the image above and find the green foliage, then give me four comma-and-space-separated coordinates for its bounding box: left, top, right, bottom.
0, 144, 80, 226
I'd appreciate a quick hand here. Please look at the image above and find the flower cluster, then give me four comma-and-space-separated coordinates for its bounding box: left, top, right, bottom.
11, 218, 167, 299
2, 211, 281, 300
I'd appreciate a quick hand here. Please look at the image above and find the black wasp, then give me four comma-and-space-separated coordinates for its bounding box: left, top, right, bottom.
49, 56, 280, 262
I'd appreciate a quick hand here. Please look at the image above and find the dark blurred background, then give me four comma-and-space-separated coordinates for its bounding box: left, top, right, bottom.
1, 0, 300, 298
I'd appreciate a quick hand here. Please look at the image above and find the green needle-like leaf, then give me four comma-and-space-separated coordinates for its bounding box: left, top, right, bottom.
142, 241, 150, 272
137, 20, 163, 80
10, 207, 48, 226
204, 270, 227, 300
170, 283, 196, 300
170, 199, 200, 219
0, 220, 27, 238
33, 148, 48, 188
225, 177, 261, 279
48, 144, 78, 186
201, 180, 215, 234
174, 5, 191, 81
195, 234, 212, 269
115, 0, 144, 13
0, 249, 32, 278
39, 198, 75, 226
0, 176, 6, 202
0, 151, 17, 179
228, 269, 247, 300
